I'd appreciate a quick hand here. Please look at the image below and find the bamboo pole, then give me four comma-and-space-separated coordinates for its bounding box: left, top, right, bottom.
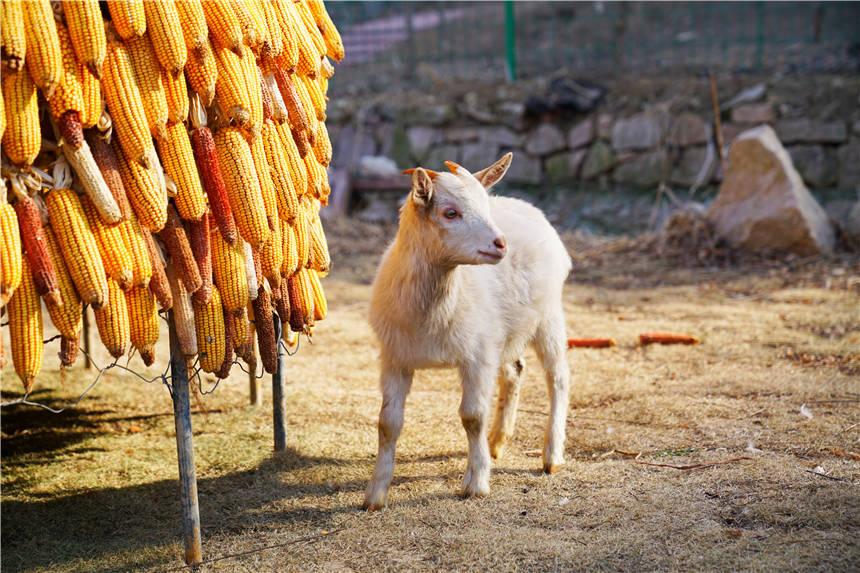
168, 312, 203, 565
272, 317, 287, 451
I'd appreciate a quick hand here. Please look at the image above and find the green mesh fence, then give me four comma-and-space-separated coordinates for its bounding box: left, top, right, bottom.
326, 1, 860, 94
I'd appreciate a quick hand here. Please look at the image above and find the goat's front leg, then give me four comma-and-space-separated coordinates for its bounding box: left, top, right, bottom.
458, 361, 496, 498
364, 363, 413, 510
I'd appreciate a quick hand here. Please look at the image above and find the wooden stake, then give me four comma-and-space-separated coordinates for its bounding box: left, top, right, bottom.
709, 69, 726, 174
82, 307, 92, 370
272, 317, 287, 452
169, 311, 203, 566
249, 338, 261, 407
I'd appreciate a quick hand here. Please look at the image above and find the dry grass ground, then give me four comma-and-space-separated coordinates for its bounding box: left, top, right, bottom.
2, 224, 859, 572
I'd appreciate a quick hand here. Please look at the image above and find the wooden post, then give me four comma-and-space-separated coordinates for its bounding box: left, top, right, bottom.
168, 312, 203, 565
272, 317, 287, 452
248, 339, 261, 407
82, 307, 92, 370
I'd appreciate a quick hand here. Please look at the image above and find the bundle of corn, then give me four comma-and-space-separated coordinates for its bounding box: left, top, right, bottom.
1, 0, 340, 392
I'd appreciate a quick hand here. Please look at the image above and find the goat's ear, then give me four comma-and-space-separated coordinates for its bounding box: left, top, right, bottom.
472, 152, 513, 191
409, 167, 434, 208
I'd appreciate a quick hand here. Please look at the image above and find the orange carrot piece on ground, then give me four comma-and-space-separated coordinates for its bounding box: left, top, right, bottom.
567, 338, 616, 349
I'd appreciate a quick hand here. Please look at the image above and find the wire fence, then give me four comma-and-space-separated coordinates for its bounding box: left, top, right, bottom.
327, 1, 860, 94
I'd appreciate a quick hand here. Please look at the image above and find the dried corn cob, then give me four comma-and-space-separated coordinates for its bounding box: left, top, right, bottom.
107, 0, 147, 40
79, 67, 102, 128
286, 273, 304, 332
281, 218, 299, 278
49, 24, 85, 139
123, 216, 153, 288
1, 199, 23, 306
201, 0, 244, 56
0, 90, 5, 142
158, 204, 203, 293
59, 334, 80, 367
22, 0, 63, 98
210, 225, 248, 314
126, 285, 159, 366
215, 308, 234, 379
213, 42, 252, 127
240, 48, 264, 138
80, 194, 133, 289
184, 39, 218, 107
125, 34, 170, 141
103, 39, 152, 166
260, 72, 275, 121
270, 0, 298, 73
302, 74, 326, 122
260, 0, 284, 64
174, 0, 209, 58
233, 306, 250, 349
292, 77, 318, 144
276, 121, 309, 197
308, 0, 344, 62
297, 268, 315, 327
166, 263, 197, 357
143, 228, 172, 311
2, 70, 41, 168
251, 286, 276, 373
142, 0, 187, 78
8, 258, 43, 392
308, 269, 327, 321
308, 205, 330, 273
190, 122, 238, 244
231, 0, 265, 50
242, 240, 258, 301
60, 136, 123, 224
304, 151, 327, 200
320, 56, 335, 80
94, 277, 131, 358
291, 126, 312, 159
194, 283, 225, 373
114, 140, 168, 231
285, 0, 320, 78
259, 217, 283, 289
157, 123, 207, 221
292, 199, 310, 271
45, 187, 109, 310
85, 129, 133, 219
262, 121, 300, 223
42, 226, 83, 339
272, 67, 309, 132
249, 132, 279, 229
214, 127, 270, 249
64, 0, 108, 78
187, 212, 212, 304
1, 1, 26, 71
14, 193, 61, 309
274, 281, 289, 330
294, 1, 326, 65
163, 68, 190, 125
312, 118, 332, 167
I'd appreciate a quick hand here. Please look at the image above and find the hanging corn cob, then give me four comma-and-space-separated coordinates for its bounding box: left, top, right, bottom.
141, 0, 187, 79
210, 224, 248, 314
107, 0, 147, 40
157, 123, 207, 221
8, 258, 43, 392
126, 284, 159, 366
42, 226, 83, 340
158, 204, 203, 294
95, 277, 131, 359
1, 0, 27, 71
13, 188, 61, 310
2, 69, 41, 168
22, 0, 63, 99
64, 0, 108, 79
194, 284, 226, 373
175, 0, 209, 59
166, 264, 198, 358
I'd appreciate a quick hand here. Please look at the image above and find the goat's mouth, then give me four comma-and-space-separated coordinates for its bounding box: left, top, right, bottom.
477, 249, 505, 261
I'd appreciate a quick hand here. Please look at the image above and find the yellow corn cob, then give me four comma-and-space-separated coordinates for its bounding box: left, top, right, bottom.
241, 49, 264, 138
281, 218, 298, 278
193, 283, 225, 372
294, 1, 326, 61
107, 0, 147, 40
103, 39, 152, 166
184, 39, 218, 107
231, 0, 265, 50
94, 277, 130, 358
262, 121, 299, 223
45, 187, 109, 310
276, 120, 309, 197
142, 0, 187, 78
125, 285, 159, 366
49, 24, 85, 124
115, 141, 168, 232
157, 123, 207, 221
1, 1, 26, 71
308, 0, 344, 62
123, 216, 153, 288
79, 67, 103, 128
23, 0, 63, 98
308, 203, 330, 273
292, 76, 318, 143
1, 200, 23, 307
43, 226, 83, 339
308, 268, 326, 321
125, 34, 169, 141
64, 0, 108, 78
174, 0, 209, 58
249, 131, 279, 228
259, 218, 283, 289
2, 69, 41, 168
213, 42, 252, 127
0, 88, 5, 141
233, 306, 250, 349
285, 0, 320, 78
201, 0, 244, 56
166, 263, 198, 357
210, 224, 248, 314
303, 149, 326, 200
312, 120, 332, 167
8, 258, 42, 393
320, 56, 335, 80
317, 71, 328, 97
302, 74, 326, 122
80, 194, 135, 290
296, 267, 315, 327
163, 67, 190, 124
214, 127, 270, 249
292, 200, 310, 272
260, 0, 284, 64
270, 0, 298, 72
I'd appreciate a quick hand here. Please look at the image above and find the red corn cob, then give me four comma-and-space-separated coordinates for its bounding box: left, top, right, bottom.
291, 127, 311, 159
59, 334, 79, 367
272, 67, 309, 132
59, 110, 84, 150
215, 308, 235, 379
252, 288, 277, 374
14, 195, 61, 309
187, 212, 212, 305
287, 274, 304, 333
275, 281, 290, 331
143, 228, 173, 311
157, 204, 202, 293
190, 125, 238, 245
85, 129, 133, 219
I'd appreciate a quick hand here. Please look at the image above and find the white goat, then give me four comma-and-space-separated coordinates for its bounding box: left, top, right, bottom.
363, 153, 572, 509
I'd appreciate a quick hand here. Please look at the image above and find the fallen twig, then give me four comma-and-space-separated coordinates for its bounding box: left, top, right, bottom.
634, 456, 751, 470
639, 332, 700, 346
806, 469, 850, 482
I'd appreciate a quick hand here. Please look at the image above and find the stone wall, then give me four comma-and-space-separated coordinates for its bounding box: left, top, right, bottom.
326, 75, 860, 196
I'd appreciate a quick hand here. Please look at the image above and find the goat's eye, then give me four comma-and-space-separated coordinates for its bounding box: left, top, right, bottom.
443, 208, 459, 219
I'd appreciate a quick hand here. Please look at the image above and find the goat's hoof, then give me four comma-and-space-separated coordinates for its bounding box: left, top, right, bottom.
543, 463, 563, 474
363, 489, 388, 511
461, 489, 488, 499
489, 444, 505, 460
363, 503, 384, 512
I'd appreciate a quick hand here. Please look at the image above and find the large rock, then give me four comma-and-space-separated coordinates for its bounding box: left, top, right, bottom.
581, 140, 615, 179
567, 119, 594, 149
545, 149, 588, 181
461, 141, 501, 172
669, 113, 710, 147
731, 103, 776, 125
613, 150, 669, 188
611, 113, 663, 151
524, 123, 566, 156
706, 125, 835, 255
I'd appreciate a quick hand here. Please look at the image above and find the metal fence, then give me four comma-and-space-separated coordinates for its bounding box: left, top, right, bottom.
327, 1, 860, 94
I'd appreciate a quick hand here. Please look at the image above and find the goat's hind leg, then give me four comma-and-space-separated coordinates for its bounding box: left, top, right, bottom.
488, 357, 525, 460
533, 313, 570, 474
364, 364, 414, 510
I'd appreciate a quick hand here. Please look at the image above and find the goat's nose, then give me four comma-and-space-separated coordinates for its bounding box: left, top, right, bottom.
494, 236, 507, 250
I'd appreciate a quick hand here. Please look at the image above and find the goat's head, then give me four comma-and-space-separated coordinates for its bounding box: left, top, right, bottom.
402, 153, 513, 267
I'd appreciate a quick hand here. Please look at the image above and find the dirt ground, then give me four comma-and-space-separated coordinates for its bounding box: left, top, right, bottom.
2, 220, 859, 572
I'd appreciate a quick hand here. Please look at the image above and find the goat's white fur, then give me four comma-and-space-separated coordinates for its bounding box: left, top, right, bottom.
364, 153, 572, 509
